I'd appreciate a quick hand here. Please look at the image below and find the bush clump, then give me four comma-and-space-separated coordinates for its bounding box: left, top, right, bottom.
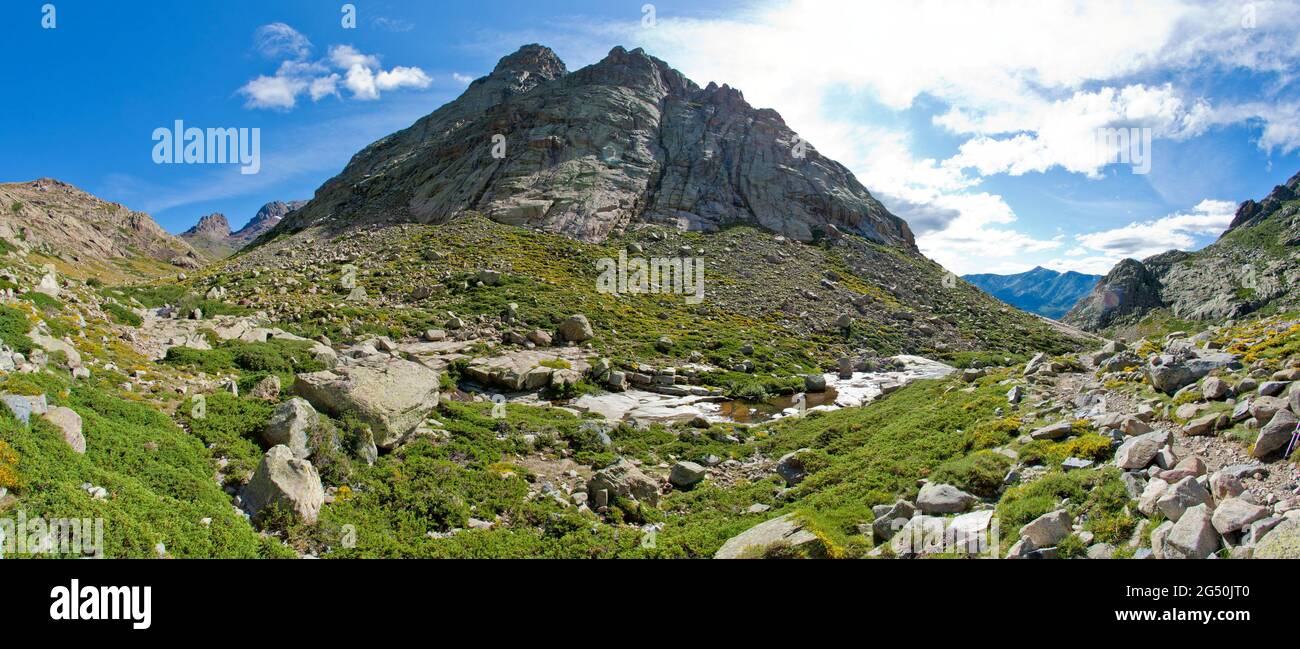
930, 450, 1012, 497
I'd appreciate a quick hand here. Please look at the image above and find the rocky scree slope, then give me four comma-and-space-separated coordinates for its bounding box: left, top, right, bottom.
1065, 171, 1300, 332
272, 44, 915, 249
0, 178, 201, 275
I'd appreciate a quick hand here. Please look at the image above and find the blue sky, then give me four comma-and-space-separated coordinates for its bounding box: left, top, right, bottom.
2, 0, 1299, 275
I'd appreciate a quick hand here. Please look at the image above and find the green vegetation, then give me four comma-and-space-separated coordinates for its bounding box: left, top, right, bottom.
0, 304, 35, 354
164, 338, 327, 381
0, 371, 285, 558
995, 467, 1130, 550
930, 450, 1012, 498
103, 301, 143, 327
20, 291, 62, 314
106, 283, 248, 319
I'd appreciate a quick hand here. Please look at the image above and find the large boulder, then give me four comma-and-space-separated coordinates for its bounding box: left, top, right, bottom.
1254, 519, 1300, 559
775, 449, 812, 486
871, 500, 916, 543
1155, 476, 1213, 522
916, 483, 978, 514
668, 461, 707, 489
1163, 504, 1219, 559
1146, 352, 1240, 395
587, 459, 659, 507
1, 393, 48, 425
1115, 430, 1170, 470
1029, 420, 1073, 441
1249, 396, 1287, 424
42, 406, 85, 454
715, 514, 824, 559
1251, 408, 1297, 459
557, 314, 594, 343
293, 356, 439, 448
241, 445, 324, 525
1137, 477, 1170, 516
263, 398, 319, 460
1211, 497, 1269, 535
1020, 509, 1071, 548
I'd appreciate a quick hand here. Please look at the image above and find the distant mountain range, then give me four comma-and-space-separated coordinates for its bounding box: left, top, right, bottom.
963, 266, 1102, 319
181, 200, 306, 259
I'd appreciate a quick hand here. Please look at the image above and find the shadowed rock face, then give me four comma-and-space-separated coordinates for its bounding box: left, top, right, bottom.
274, 44, 916, 251
1063, 258, 1165, 330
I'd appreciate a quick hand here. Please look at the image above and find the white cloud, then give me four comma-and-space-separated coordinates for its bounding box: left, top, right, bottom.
943, 84, 1214, 178
1070, 198, 1237, 264
329, 44, 380, 70
240, 75, 308, 110
255, 22, 313, 60
373, 17, 415, 33
376, 66, 432, 91
239, 28, 431, 110
598, 0, 1299, 275
309, 74, 341, 101
452, 73, 475, 85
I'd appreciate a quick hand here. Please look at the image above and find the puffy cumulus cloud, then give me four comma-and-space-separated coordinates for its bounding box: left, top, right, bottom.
240, 75, 308, 110
1068, 199, 1237, 264
941, 84, 1214, 178
238, 27, 431, 110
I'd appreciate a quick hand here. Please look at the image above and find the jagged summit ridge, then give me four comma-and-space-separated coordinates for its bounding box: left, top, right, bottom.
183, 213, 231, 239
275, 44, 916, 251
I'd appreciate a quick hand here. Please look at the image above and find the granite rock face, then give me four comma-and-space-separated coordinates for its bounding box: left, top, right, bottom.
274, 44, 916, 251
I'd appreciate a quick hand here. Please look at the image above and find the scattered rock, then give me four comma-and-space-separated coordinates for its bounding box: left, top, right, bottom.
42, 406, 85, 454
916, 482, 978, 514
263, 398, 320, 460
714, 514, 824, 559
242, 445, 324, 525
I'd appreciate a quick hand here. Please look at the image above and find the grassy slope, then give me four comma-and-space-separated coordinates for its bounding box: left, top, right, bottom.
0, 371, 285, 558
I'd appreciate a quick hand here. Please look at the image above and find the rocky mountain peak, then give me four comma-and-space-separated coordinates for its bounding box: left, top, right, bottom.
184, 213, 231, 239
271, 43, 917, 252
1225, 169, 1300, 233
490, 43, 568, 80
234, 200, 306, 240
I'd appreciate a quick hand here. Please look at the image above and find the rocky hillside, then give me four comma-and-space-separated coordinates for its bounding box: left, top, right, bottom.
1065, 171, 1300, 333
182, 200, 306, 260
272, 45, 914, 249
0, 178, 200, 280
964, 266, 1102, 319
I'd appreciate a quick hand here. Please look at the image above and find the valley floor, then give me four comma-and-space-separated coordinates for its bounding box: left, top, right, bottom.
1, 225, 1297, 559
